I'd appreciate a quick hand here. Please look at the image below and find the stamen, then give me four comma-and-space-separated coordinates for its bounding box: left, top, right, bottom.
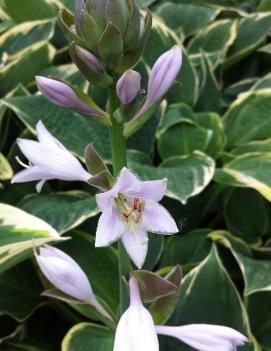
15, 156, 30, 169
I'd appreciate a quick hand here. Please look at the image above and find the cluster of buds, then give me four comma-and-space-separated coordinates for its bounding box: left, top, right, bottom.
59, 0, 152, 84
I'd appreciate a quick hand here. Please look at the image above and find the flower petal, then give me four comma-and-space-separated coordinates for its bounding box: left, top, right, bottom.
138, 178, 167, 201
95, 204, 124, 247
121, 228, 148, 268
115, 167, 141, 198
156, 324, 248, 351
113, 277, 159, 351
116, 70, 141, 105
143, 201, 178, 234
11, 166, 52, 183
36, 121, 67, 151
96, 188, 118, 211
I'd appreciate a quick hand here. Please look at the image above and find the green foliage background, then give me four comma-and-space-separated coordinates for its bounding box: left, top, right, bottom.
1, 0, 271, 349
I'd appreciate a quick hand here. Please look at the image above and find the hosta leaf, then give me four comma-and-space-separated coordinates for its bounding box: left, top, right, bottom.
0, 203, 61, 274
0, 19, 55, 58
251, 72, 271, 91
188, 19, 237, 67
61, 323, 114, 351
58, 231, 119, 313
19, 191, 99, 235
0, 42, 55, 95
1, 95, 111, 161
161, 229, 212, 266
131, 152, 215, 204
3, 0, 60, 22
210, 231, 271, 296
160, 245, 250, 350
247, 292, 271, 350
231, 139, 271, 155
0, 260, 45, 321
224, 89, 271, 148
157, 2, 219, 37
224, 188, 269, 244
215, 153, 271, 201
224, 13, 271, 69
0, 153, 13, 180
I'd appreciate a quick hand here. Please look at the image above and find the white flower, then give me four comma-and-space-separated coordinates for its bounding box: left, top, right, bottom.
113, 276, 159, 351
12, 121, 91, 192
95, 167, 178, 268
114, 277, 248, 351
35, 245, 111, 320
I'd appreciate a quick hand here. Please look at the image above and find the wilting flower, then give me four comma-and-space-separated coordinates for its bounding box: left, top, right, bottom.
12, 121, 91, 191
36, 76, 102, 117
124, 46, 182, 137
34, 245, 111, 319
113, 277, 248, 351
113, 276, 159, 351
95, 167, 178, 268
116, 70, 141, 104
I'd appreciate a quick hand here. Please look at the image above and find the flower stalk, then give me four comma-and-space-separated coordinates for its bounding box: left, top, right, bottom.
108, 85, 131, 315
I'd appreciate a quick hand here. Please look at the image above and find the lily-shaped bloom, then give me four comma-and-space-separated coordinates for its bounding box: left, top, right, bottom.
113, 277, 248, 351
35, 245, 111, 320
95, 167, 178, 268
12, 121, 91, 192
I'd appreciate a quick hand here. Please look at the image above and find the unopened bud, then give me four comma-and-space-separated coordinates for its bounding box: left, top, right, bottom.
116, 70, 141, 105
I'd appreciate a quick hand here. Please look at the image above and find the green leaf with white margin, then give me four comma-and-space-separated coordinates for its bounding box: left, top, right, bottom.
157, 2, 219, 38
224, 13, 271, 69
3, 0, 60, 22
61, 323, 114, 351
0, 153, 13, 180
0, 260, 45, 321
1, 95, 111, 161
0, 203, 62, 274
160, 244, 251, 350
251, 72, 271, 91
131, 152, 215, 204
0, 19, 55, 57
58, 231, 119, 313
209, 231, 271, 296
224, 188, 269, 245
19, 191, 99, 235
0, 42, 55, 95
224, 89, 271, 148
215, 152, 271, 202
231, 139, 271, 156
161, 229, 212, 267
188, 19, 237, 67
143, 16, 198, 106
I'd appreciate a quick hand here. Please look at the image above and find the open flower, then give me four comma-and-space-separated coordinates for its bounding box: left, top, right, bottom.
113, 277, 248, 351
34, 245, 111, 320
12, 121, 91, 191
95, 167, 178, 268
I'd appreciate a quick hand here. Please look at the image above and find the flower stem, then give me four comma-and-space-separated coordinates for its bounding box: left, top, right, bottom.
108, 86, 131, 316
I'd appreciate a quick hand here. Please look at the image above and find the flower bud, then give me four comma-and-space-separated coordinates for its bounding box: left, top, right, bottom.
116, 70, 141, 104
35, 245, 112, 319
35, 76, 111, 127
69, 43, 113, 87
124, 46, 182, 137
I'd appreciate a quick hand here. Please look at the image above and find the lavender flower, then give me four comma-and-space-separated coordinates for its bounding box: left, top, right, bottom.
113, 277, 248, 351
36, 76, 102, 116
34, 245, 111, 319
74, 45, 102, 72
95, 167, 178, 268
124, 46, 182, 137
12, 121, 91, 192
116, 70, 141, 105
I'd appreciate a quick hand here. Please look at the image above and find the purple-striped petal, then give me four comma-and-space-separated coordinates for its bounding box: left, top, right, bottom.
121, 228, 148, 268
143, 201, 178, 234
